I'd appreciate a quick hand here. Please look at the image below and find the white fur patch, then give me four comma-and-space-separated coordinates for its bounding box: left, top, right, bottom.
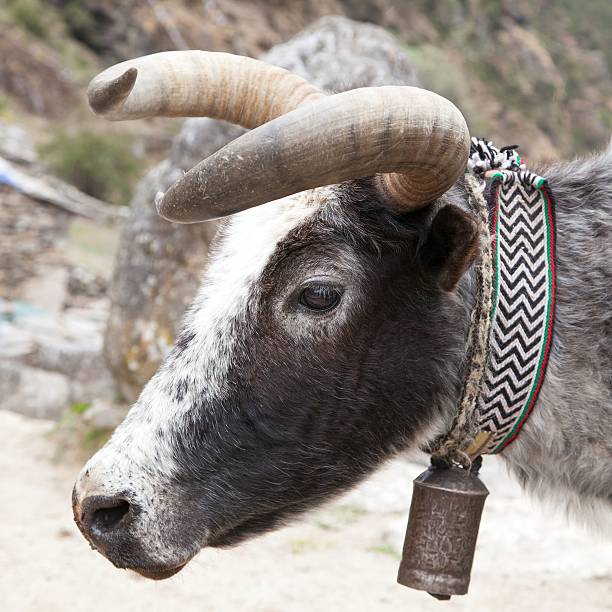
164, 190, 324, 406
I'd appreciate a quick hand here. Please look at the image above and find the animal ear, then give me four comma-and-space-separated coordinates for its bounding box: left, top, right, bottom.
419, 205, 480, 292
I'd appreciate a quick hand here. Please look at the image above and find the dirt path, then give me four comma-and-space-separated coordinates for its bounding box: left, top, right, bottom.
1, 410, 611, 612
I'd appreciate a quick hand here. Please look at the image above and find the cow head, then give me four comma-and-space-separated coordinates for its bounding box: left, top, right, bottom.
73, 51, 478, 579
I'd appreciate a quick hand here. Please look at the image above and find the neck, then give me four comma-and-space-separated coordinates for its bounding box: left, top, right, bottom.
444, 170, 612, 533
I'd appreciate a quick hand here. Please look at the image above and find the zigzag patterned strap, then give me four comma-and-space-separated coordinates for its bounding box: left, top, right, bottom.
475, 168, 557, 454
429, 138, 557, 464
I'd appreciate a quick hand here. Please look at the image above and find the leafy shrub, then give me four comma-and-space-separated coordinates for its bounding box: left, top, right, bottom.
7, 0, 48, 38
40, 130, 142, 205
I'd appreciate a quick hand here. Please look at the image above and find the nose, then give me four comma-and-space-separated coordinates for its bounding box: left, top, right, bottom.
74, 493, 134, 550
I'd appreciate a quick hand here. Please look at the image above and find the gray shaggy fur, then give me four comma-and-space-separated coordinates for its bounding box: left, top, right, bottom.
501, 146, 612, 529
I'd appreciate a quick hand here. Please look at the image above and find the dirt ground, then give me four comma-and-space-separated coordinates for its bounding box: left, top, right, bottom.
1, 410, 611, 612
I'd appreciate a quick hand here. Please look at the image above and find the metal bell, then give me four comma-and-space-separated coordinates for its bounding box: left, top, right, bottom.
397, 464, 489, 600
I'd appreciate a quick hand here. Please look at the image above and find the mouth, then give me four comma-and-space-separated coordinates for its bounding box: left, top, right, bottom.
133, 562, 188, 580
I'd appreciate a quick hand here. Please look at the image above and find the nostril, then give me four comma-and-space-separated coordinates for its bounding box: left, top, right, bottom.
91, 499, 130, 532
79, 495, 133, 541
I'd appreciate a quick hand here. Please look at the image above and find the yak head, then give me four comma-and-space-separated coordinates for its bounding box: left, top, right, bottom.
73, 51, 479, 579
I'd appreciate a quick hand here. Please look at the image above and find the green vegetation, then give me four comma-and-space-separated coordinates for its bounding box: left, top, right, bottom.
39, 130, 142, 205
51, 402, 112, 461
399, 1, 612, 156
6, 0, 48, 38
61, 0, 95, 33
404, 44, 494, 136
70, 401, 91, 415
0, 95, 14, 120
368, 544, 401, 559
404, 44, 470, 106
600, 109, 612, 131
409, 0, 466, 37
557, 0, 612, 68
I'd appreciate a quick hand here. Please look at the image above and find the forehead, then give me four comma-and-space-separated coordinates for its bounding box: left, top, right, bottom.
190, 187, 335, 324
154, 188, 337, 403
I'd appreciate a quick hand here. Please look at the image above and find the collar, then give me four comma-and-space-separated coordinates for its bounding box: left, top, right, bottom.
431, 137, 557, 464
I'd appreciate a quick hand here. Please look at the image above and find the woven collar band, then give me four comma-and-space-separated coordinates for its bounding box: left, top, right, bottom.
431, 137, 557, 464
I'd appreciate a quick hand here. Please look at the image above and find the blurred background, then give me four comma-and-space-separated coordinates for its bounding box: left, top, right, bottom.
1, 1, 611, 610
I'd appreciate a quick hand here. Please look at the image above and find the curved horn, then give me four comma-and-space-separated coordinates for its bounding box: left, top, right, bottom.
87, 51, 323, 128
156, 86, 470, 223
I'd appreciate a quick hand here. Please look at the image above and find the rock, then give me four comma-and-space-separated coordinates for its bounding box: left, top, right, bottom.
0, 186, 70, 299
0, 315, 35, 359
0, 121, 37, 165
67, 266, 108, 299
81, 399, 126, 430
0, 299, 116, 419
0, 362, 70, 420
23, 308, 116, 400
25, 326, 100, 375
0, 152, 123, 301
0, 156, 126, 222
262, 16, 419, 92
0, 25, 77, 118
104, 16, 421, 401
20, 266, 68, 318
54, 0, 345, 63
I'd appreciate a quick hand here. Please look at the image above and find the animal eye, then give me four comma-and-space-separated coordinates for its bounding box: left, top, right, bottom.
299, 284, 342, 312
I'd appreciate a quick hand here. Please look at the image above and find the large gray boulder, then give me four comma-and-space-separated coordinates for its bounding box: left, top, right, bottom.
105, 16, 420, 401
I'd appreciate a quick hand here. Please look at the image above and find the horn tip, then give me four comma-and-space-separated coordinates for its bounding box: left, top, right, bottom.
87, 67, 138, 116
156, 187, 220, 224
154, 191, 171, 219
155, 190, 192, 224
